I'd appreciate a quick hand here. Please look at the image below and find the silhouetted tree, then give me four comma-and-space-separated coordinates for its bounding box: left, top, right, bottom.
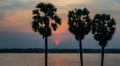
68, 8, 91, 66
32, 2, 61, 66
92, 13, 116, 66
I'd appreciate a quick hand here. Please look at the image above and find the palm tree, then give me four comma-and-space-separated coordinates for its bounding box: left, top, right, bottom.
32, 2, 61, 66
68, 8, 91, 66
92, 13, 116, 66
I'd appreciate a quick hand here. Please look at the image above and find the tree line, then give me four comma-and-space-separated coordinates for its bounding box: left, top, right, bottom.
0, 48, 120, 53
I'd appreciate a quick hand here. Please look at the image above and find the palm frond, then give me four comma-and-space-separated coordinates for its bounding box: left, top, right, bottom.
92, 13, 116, 47
32, 2, 61, 38
68, 8, 91, 40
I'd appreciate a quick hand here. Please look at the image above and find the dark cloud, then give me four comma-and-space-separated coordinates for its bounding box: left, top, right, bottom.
0, 31, 119, 49
0, 31, 43, 48
0, 1, 33, 10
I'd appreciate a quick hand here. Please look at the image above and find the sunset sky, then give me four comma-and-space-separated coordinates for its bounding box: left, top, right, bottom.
0, 0, 120, 49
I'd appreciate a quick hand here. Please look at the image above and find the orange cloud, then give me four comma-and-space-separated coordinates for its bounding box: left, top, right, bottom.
0, 10, 33, 33
52, 19, 68, 34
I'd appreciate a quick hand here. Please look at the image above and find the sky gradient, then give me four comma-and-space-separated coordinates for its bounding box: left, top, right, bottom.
0, 0, 120, 49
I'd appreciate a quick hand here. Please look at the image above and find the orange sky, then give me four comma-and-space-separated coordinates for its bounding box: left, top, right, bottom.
0, 0, 120, 33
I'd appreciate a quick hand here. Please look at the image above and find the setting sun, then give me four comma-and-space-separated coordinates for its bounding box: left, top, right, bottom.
55, 40, 60, 46
52, 34, 63, 46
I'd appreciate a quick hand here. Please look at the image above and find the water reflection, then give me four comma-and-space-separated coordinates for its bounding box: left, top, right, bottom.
49, 53, 80, 66
51, 54, 64, 66
0, 53, 119, 66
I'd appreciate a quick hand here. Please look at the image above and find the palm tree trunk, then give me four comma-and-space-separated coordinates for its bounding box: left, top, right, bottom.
45, 37, 48, 66
101, 45, 105, 66
79, 40, 83, 66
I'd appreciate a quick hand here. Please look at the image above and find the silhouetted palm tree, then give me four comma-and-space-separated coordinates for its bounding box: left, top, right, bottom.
32, 2, 61, 66
92, 13, 116, 66
68, 8, 91, 66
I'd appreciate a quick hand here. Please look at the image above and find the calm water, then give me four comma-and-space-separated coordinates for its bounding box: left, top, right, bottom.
0, 53, 119, 66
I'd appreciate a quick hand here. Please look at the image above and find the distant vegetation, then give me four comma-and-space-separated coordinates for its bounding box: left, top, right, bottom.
0, 48, 120, 53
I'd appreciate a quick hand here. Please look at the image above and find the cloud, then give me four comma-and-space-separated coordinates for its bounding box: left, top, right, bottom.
0, 31, 44, 48
0, 0, 35, 11
0, 0, 120, 33
0, 9, 32, 33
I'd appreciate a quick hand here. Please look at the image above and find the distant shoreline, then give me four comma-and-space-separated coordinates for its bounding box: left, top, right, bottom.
0, 48, 120, 53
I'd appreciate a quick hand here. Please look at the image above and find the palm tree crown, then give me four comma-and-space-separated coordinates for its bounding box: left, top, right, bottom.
68, 8, 91, 41
92, 14, 116, 47
32, 2, 61, 38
